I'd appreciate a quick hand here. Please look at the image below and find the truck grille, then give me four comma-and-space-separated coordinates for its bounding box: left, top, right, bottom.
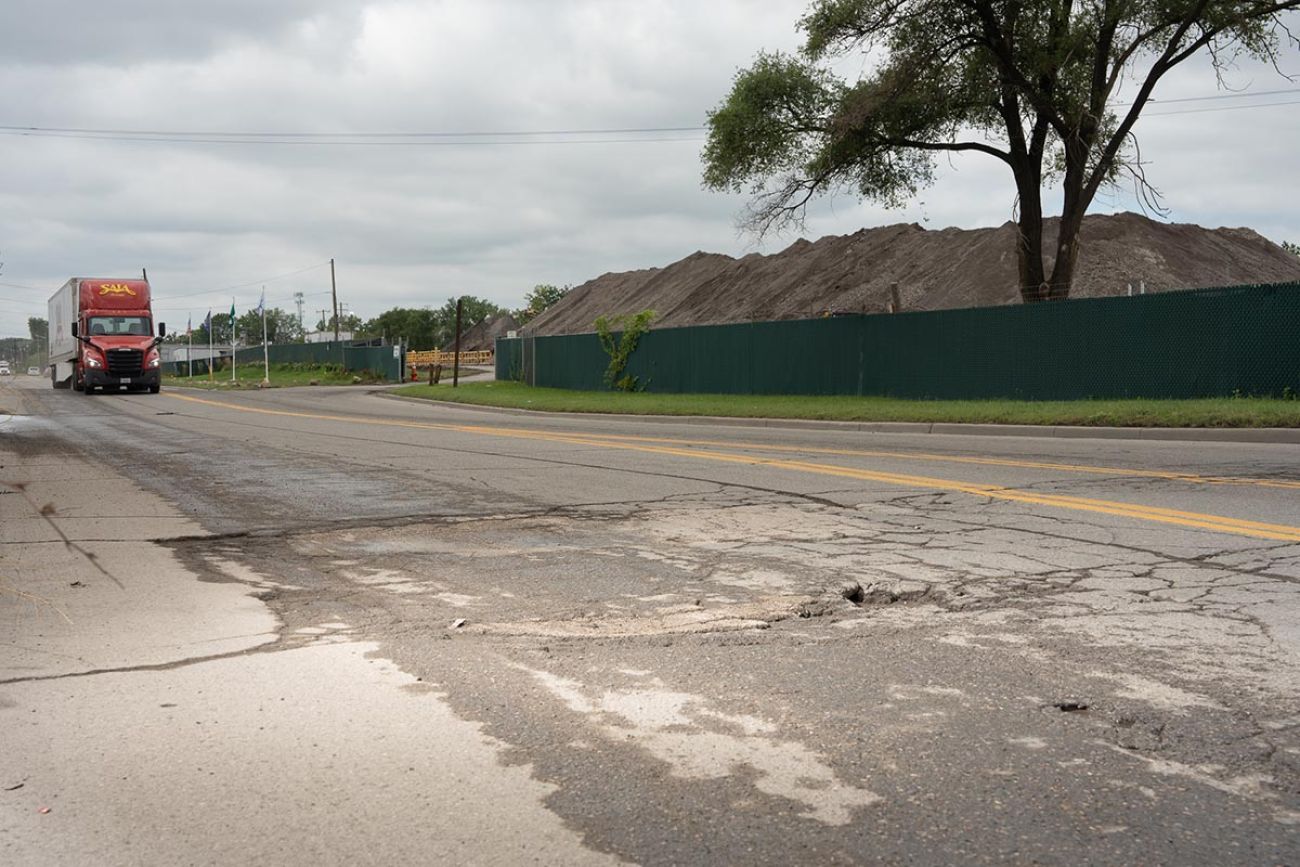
106, 348, 144, 377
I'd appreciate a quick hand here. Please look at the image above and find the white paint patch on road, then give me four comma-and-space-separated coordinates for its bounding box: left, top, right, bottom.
1103, 744, 1300, 826
208, 557, 304, 591
523, 666, 881, 825
704, 568, 798, 593
888, 684, 965, 700
0, 643, 619, 865
1100, 672, 1224, 711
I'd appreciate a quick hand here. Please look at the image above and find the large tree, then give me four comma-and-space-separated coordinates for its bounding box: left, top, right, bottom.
704, 0, 1300, 302
362, 307, 443, 349
235, 308, 304, 344
516, 284, 571, 325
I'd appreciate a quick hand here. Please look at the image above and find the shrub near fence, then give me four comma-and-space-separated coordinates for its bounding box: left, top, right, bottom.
496, 282, 1300, 400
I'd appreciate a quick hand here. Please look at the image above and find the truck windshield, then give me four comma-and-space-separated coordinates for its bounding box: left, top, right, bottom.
87, 316, 151, 337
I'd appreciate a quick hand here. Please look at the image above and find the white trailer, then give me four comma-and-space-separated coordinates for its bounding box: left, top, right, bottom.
48, 279, 78, 388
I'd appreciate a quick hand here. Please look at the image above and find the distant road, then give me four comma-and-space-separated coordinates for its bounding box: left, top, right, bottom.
4, 376, 1298, 865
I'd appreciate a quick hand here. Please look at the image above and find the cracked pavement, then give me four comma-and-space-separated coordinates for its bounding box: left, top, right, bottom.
2, 376, 1298, 865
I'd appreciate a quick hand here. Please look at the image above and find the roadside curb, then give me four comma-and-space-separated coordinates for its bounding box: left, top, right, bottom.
374, 393, 1300, 444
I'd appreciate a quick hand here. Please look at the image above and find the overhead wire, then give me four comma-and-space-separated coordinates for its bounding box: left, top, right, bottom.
0, 87, 1295, 146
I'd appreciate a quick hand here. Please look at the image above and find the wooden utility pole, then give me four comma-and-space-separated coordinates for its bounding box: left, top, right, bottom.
452, 297, 464, 388
330, 258, 339, 341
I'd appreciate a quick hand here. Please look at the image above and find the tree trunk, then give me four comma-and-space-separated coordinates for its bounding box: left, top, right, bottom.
1014, 172, 1049, 303
1048, 138, 1092, 301
1048, 208, 1084, 301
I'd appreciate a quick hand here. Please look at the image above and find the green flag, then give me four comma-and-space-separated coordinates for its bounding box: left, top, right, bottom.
230, 299, 237, 339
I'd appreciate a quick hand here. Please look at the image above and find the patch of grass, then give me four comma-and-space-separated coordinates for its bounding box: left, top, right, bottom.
165, 362, 385, 389
391, 381, 1300, 427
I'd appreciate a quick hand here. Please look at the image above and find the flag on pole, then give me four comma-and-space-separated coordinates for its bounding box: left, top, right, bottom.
255, 289, 265, 316
187, 314, 192, 336
230, 298, 237, 330
204, 310, 212, 333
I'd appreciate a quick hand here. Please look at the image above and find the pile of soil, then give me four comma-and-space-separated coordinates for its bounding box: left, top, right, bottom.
448, 313, 519, 351
526, 212, 1300, 335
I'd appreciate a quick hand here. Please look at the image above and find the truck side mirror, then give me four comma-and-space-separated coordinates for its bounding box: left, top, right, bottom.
158, 323, 167, 338
71, 322, 79, 337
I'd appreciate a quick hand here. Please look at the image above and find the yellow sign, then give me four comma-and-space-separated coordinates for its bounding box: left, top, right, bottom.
98, 283, 137, 296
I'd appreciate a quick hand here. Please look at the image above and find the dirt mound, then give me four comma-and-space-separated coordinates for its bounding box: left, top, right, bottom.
447, 313, 519, 351
526, 212, 1300, 335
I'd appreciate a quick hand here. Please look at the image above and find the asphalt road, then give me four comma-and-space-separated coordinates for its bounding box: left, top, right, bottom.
3, 376, 1299, 865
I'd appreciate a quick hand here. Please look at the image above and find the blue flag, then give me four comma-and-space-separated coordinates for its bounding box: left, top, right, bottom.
204, 310, 212, 332
255, 289, 265, 316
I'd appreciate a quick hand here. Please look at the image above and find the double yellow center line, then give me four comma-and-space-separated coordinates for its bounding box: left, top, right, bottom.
164, 393, 1300, 543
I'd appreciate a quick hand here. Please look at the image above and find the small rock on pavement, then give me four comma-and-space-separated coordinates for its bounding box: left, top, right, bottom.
450, 618, 467, 629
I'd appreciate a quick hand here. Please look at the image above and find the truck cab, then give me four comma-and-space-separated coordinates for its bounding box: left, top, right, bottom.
49, 278, 166, 394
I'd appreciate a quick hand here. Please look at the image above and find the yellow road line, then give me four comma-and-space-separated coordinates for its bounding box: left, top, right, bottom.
163, 393, 1300, 543
498, 429, 1300, 491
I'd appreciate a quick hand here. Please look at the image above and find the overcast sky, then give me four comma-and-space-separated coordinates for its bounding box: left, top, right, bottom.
1, 0, 1297, 338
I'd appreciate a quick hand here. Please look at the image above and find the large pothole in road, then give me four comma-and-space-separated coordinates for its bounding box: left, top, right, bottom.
277, 506, 945, 638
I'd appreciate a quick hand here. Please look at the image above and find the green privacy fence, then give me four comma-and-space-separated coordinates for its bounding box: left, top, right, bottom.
218, 342, 405, 381
496, 282, 1300, 400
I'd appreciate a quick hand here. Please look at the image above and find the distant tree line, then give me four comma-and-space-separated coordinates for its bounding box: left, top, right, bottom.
172, 284, 571, 351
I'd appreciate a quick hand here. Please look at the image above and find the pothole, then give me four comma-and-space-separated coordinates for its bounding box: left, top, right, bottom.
840, 580, 939, 607
464, 590, 860, 638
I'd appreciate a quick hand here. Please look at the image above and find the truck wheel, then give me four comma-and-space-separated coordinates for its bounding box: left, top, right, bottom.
148, 384, 160, 394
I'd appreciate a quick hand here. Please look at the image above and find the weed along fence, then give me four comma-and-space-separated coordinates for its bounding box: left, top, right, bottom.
496, 282, 1300, 400
227, 342, 406, 382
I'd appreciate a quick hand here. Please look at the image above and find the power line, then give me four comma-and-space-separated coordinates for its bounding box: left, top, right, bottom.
153, 262, 331, 301
1145, 87, 1300, 105
0, 130, 706, 147
1146, 98, 1300, 117
0, 87, 1294, 147
0, 124, 706, 139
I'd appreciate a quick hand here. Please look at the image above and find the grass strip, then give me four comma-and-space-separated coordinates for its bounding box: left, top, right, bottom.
165, 362, 386, 389
391, 381, 1300, 428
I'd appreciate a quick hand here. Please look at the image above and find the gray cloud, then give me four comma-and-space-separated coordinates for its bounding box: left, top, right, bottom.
1, 1, 1297, 337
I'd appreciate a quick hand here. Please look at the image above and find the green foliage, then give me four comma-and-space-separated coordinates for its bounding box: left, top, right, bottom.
28, 317, 47, 342
436, 296, 505, 347
357, 296, 506, 350
315, 312, 363, 334
704, 0, 1300, 301
595, 310, 655, 391
361, 307, 443, 349
1283, 241, 1300, 257
516, 284, 571, 325
235, 307, 303, 344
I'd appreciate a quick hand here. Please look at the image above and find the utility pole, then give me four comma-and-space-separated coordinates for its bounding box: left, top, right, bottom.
452, 297, 464, 388
330, 258, 339, 341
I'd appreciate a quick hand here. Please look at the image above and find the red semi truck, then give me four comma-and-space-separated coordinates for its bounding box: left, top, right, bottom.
48, 278, 166, 394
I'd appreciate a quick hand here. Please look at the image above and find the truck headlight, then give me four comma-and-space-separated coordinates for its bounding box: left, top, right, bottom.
86, 357, 103, 369
148, 356, 161, 368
